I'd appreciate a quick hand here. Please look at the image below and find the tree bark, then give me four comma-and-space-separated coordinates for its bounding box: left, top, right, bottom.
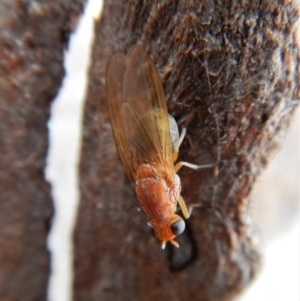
74, 1, 299, 301
0, 1, 85, 300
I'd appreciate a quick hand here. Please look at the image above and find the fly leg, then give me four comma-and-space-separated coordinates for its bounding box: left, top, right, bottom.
177, 195, 190, 219
173, 111, 220, 220
172, 109, 196, 156
173, 127, 186, 154
174, 161, 216, 172
178, 195, 206, 219
172, 115, 218, 172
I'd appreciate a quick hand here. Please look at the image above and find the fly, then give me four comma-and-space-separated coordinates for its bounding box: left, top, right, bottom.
106, 45, 213, 248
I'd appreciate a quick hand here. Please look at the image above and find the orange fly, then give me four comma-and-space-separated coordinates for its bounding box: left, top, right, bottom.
106, 45, 206, 249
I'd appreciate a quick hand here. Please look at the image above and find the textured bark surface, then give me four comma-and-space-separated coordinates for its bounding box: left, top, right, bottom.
75, 1, 299, 301
0, 1, 85, 300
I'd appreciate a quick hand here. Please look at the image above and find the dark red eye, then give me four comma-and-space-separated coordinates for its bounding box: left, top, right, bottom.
170, 219, 185, 236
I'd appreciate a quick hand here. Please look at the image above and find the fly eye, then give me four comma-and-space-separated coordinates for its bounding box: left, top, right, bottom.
170, 219, 185, 236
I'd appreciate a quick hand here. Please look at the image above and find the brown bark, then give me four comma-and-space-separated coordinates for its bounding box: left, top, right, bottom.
74, 1, 299, 301
0, 1, 85, 300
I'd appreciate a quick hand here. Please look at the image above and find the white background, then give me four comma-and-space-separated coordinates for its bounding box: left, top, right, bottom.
46, 1, 300, 300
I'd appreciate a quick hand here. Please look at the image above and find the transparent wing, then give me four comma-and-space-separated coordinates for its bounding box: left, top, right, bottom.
106, 45, 173, 182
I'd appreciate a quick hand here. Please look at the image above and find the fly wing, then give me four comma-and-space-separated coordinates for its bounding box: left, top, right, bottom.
106, 45, 173, 182
106, 52, 138, 181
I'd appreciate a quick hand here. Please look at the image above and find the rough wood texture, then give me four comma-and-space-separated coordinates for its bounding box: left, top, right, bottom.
75, 1, 299, 301
0, 1, 85, 300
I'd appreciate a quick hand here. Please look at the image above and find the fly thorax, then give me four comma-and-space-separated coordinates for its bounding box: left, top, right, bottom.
135, 164, 180, 219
